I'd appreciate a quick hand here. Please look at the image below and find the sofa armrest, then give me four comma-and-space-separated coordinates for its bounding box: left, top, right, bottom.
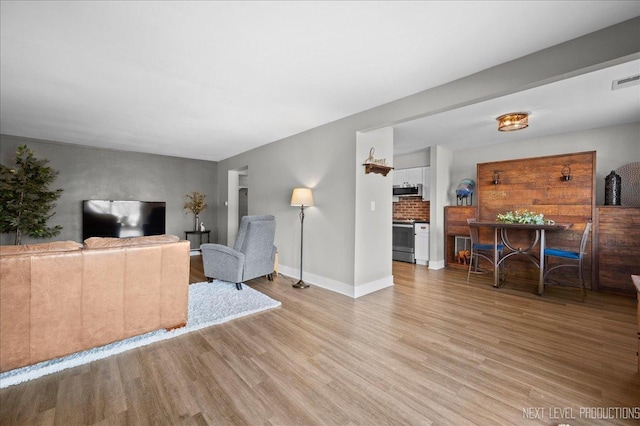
200, 244, 245, 283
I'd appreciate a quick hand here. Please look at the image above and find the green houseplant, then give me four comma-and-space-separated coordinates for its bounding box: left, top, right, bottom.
184, 191, 207, 231
0, 145, 63, 245
496, 209, 546, 225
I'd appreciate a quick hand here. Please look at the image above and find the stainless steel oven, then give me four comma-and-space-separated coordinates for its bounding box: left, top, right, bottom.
392, 222, 415, 263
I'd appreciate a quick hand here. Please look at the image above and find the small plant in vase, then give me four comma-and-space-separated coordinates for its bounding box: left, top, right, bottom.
184, 191, 207, 231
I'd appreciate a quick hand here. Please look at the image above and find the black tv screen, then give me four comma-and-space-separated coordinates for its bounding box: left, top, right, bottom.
82, 200, 166, 240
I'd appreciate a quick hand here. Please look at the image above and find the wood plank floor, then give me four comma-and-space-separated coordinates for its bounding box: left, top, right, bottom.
1, 258, 639, 425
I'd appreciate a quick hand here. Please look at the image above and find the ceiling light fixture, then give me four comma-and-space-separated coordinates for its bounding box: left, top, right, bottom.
496, 112, 529, 132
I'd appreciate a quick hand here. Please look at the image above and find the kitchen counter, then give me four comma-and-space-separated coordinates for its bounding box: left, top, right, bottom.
393, 218, 429, 224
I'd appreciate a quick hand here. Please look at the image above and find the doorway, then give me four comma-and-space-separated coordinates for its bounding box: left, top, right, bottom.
227, 167, 248, 245
238, 187, 248, 224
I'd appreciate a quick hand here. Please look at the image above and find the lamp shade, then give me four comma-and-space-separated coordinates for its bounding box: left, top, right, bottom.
291, 188, 313, 207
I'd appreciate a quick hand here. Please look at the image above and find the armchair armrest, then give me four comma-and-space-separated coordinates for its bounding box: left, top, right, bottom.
200, 244, 246, 283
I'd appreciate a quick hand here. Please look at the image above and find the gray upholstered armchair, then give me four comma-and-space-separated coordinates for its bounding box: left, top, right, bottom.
200, 215, 276, 290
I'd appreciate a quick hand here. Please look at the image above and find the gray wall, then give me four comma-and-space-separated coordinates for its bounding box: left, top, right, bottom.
394, 149, 430, 169
217, 120, 359, 291
354, 128, 394, 293
2, 18, 637, 297
0, 135, 218, 245
215, 17, 640, 296
449, 122, 640, 207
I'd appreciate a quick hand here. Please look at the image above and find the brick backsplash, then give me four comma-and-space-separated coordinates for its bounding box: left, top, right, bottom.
393, 197, 430, 221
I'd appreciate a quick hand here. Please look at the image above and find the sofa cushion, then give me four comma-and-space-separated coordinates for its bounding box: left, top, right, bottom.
0, 241, 83, 256
83, 234, 180, 249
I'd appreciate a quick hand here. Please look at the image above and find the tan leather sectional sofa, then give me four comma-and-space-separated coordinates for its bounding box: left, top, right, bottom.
0, 235, 190, 373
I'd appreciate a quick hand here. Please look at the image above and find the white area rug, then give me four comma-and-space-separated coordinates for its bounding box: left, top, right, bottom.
0, 281, 281, 388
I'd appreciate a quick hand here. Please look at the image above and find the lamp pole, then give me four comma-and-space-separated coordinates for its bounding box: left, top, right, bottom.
293, 204, 309, 288
290, 187, 313, 289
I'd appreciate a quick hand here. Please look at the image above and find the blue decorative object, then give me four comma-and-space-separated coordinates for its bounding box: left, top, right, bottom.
456, 179, 476, 205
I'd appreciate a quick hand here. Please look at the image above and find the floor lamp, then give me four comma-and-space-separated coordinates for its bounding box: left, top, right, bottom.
290, 188, 313, 288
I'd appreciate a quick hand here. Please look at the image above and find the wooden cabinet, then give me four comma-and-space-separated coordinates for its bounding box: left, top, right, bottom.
633, 275, 640, 372
444, 206, 477, 269
593, 207, 640, 296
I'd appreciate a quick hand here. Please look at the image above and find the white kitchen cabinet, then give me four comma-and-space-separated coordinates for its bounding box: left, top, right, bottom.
393, 167, 423, 187
393, 166, 430, 201
392, 169, 404, 186
406, 168, 423, 186
421, 166, 430, 201
393, 169, 409, 186
414, 222, 430, 265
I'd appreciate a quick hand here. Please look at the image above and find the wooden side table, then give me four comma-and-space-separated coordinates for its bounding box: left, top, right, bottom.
185, 230, 211, 250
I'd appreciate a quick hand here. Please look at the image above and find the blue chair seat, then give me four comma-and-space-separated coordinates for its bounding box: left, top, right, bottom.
473, 243, 505, 251
544, 248, 579, 259
467, 218, 506, 283
543, 221, 592, 301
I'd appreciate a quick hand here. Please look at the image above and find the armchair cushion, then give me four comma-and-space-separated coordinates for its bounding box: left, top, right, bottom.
200, 244, 245, 284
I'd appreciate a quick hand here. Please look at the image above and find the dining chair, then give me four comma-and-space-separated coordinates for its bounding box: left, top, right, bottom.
543, 221, 592, 301
467, 218, 505, 282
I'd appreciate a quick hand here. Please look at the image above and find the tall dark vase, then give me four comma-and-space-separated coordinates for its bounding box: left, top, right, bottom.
194, 215, 200, 231
604, 170, 622, 206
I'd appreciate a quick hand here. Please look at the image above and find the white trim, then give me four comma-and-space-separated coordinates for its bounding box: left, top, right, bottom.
428, 259, 445, 270
278, 265, 393, 298
278, 265, 353, 297
354, 275, 394, 298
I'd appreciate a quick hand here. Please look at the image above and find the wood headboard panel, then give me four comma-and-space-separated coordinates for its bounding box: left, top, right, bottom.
476, 151, 595, 283
477, 151, 595, 223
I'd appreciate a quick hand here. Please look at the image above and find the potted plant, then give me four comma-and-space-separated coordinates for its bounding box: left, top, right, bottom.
496, 209, 547, 225
184, 191, 207, 231
0, 145, 63, 245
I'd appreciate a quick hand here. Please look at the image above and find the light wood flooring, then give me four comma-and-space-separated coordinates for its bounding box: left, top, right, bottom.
1, 258, 639, 425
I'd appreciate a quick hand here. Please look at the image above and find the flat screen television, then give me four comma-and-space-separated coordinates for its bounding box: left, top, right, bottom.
82, 200, 166, 240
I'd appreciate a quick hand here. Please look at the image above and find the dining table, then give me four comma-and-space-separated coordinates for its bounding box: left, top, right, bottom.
468, 221, 573, 295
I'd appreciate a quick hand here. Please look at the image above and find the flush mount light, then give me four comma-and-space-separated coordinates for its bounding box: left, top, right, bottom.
496, 112, 529, 132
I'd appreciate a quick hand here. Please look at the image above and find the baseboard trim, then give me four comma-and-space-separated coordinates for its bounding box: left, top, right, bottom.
278, 265, 393, 298
428, 259, 445, 270
354, 275, 394, 298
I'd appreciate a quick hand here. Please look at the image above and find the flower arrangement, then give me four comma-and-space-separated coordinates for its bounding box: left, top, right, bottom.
184, 191, 207, 230
184, 191, 207, 215
496, 209, 546, 225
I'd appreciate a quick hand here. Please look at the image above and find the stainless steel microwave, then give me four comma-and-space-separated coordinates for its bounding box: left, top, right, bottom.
393, 184, 422, 197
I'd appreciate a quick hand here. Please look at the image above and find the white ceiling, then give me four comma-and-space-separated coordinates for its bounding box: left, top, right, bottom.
1, 1, 639, 162
394, 59, 640, 155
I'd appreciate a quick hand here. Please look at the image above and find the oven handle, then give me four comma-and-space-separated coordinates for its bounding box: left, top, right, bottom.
393, 223, 414, 228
